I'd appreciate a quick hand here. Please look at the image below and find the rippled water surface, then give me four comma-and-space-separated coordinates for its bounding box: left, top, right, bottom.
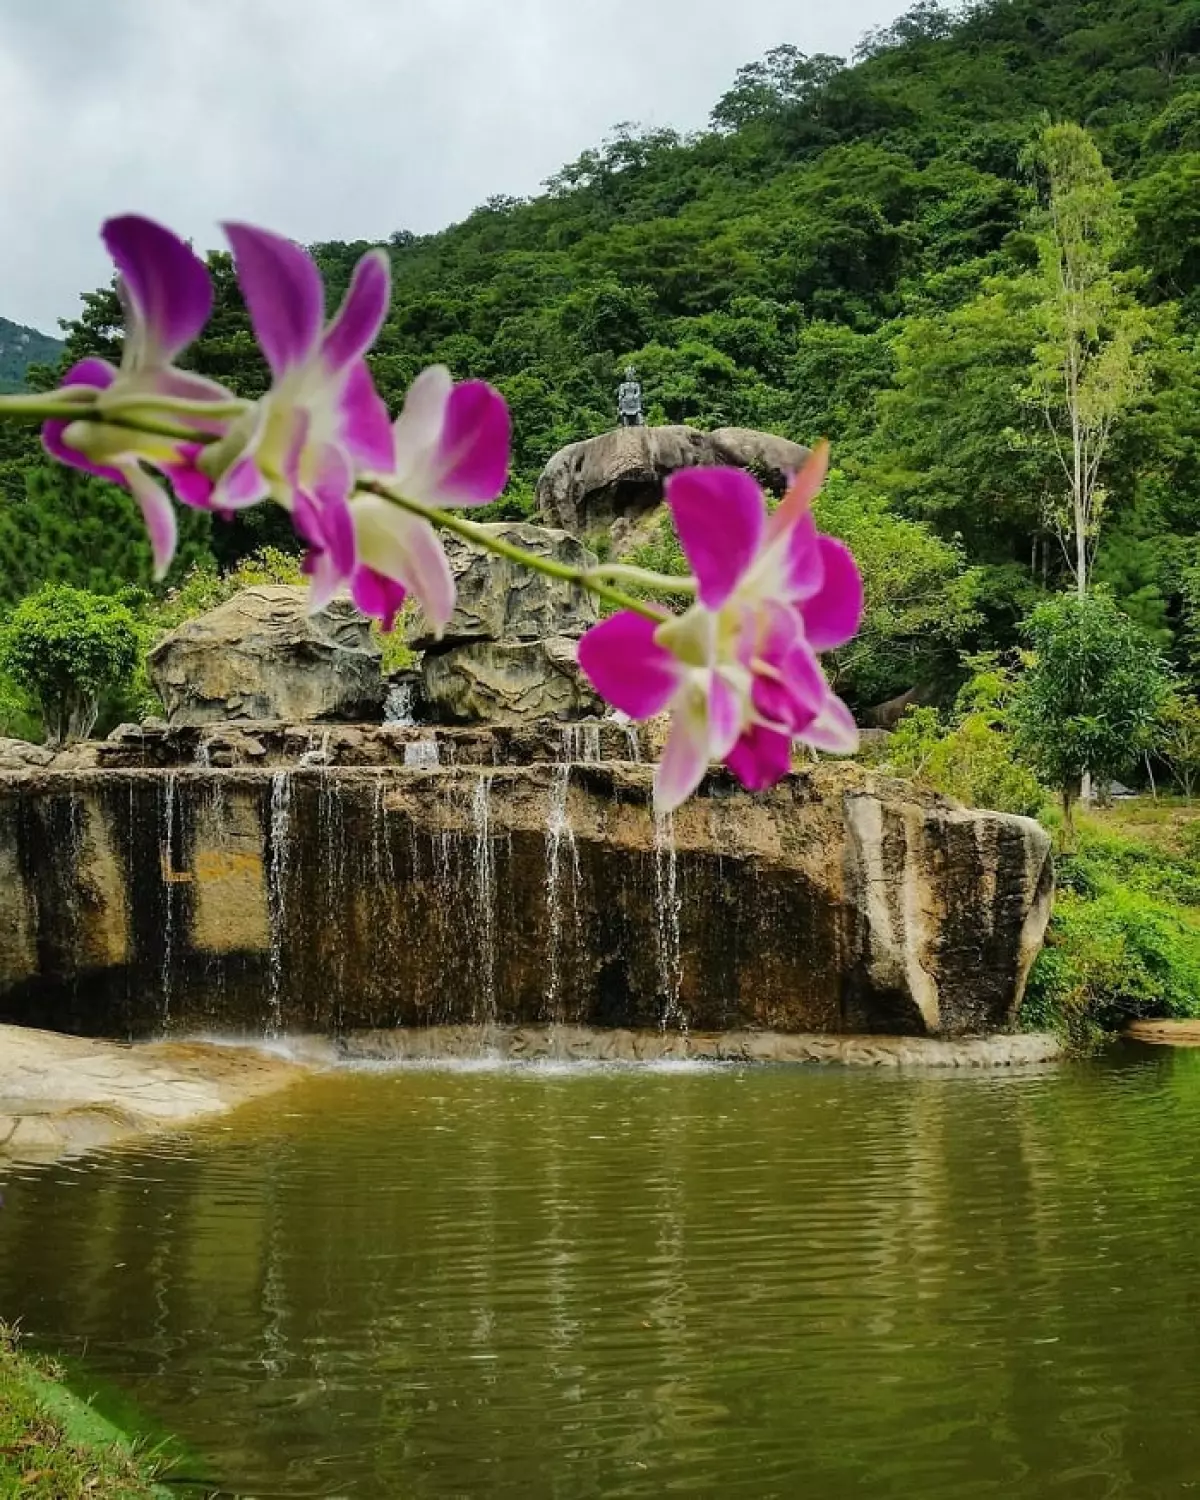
4, 1051, 1200, 1497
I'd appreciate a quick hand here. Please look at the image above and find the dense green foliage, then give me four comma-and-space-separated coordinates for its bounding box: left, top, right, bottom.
0, 317, 62, 394
0, 585, 141, 744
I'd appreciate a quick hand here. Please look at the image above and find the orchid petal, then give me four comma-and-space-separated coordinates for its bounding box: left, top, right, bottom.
431, 380, 511, 505
801, 538, 864, 651
352, 494, 455, 637
726, 723, 793, 792
160, 450, 215, 510
392, 365, 453, 484
303, 549, 343, 615
310, 445, 356, 578
577, 612, 682, 720
339, 361, 395, 471
43, 360, 121, 482
224, 222, 324, 376
213, 453, 271, 512
102, 216, 213, 365
799, 694, 859, 755
654, 686, 711, 813
322, 249, 391, 374
707, 672, 745, 761
767, 441, 829, 540
122, 463, 177, 580
351, 568, 407, 633
667, 467, 765, 609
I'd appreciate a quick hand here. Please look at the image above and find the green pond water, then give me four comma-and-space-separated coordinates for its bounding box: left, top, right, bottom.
3, 1050, 1200, 1498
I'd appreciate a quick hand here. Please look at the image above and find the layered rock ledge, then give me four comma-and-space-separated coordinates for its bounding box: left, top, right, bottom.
0, 754, 1052, 1041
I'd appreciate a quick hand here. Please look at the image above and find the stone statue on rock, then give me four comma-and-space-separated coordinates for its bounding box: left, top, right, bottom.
616, 365, 644, 427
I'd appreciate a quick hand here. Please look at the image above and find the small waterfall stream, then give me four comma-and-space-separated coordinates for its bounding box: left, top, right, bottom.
383, 682, 416, 725
266, 772, 292, 1036
544, 764, 581, 1025
403, 737, 441, 769
653, 810, 684, 1031
160, 773, 179, 1025
471, 775, 498, 1032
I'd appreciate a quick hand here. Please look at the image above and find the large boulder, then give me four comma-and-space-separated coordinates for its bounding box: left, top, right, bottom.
537, 424, 810, 533
148, 586, 385, 726
407, 523, 597, 649
422, 637, 599, 724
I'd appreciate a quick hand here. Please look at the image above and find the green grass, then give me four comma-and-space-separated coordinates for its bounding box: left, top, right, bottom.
0, 1326, 169, 1498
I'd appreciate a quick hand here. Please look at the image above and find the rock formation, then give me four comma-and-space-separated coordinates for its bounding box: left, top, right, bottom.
148, 586, 385, 725
536, 424, 810, 534
418, 523, 600, 723
0, 745, 1053, 1040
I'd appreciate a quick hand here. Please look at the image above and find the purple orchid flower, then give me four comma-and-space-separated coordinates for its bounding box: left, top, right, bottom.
344, 364, 511, 634
43, 216, 236, 577
577, 450, 863, 812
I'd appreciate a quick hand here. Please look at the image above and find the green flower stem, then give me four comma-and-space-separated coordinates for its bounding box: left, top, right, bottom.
581, 562, 697, 596
359, 479, 671, 622
0, 392, 210, 444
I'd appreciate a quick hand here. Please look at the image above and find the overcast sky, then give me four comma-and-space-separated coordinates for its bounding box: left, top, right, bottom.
0, 0, 903, 334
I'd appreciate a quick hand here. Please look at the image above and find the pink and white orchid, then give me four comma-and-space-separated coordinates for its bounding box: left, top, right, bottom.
577, 451, 863, 812
43, 216, 237, 577
348, 364, 511, 635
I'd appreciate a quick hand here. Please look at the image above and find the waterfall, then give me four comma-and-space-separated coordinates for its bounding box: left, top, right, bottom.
471, 775, 497, 1030
266, 771, 292, 1036
544, 764, 581, 1024
403, 737, 441, 769
653, 810, 684, 1030
384, 682, 416, 725
194, 737, 212, 767
623, 727, 642, 763
560, 723, 601, 764
161, 773, 178, 1026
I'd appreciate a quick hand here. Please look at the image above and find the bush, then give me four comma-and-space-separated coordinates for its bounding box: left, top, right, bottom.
1022, 820, 1200, 1045
0, 585, 141, 744
885, 657, 1045, 816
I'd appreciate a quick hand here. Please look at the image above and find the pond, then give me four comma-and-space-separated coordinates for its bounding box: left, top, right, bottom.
2, 1050, 1200, 1498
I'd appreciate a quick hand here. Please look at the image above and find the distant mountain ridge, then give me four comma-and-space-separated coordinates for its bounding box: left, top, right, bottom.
0, 316, 63, 393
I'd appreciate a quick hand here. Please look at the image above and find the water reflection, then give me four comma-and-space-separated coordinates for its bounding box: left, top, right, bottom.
1, 1054, 1200, 1497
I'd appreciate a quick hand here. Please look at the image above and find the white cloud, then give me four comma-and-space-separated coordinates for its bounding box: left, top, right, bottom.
0, 0, 904, 332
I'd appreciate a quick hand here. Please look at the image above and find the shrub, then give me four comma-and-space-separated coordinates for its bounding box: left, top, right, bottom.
0, 584, 141, 744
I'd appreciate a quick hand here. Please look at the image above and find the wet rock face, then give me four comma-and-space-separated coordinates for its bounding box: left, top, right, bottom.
147, 586, 385, 726
417, 524, 600, 724
422, 638, 600, 724
0, 761, 1052, 1041
407, 524, 597, 649
536, 425, 811, 534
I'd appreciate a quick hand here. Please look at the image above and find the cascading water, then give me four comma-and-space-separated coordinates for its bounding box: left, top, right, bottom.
160, 773, 178, 1025
653, 810, 684, 1030
266, 771, 292, 1036
403, 737, 441, 769
471, 774, 498, 1033
560, 723, 602, 764
544, 763, 581, 1026
194, 738, 212, 767
384, 682, 416, 725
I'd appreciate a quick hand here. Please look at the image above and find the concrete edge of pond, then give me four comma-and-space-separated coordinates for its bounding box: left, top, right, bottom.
0, 1024, 1065, 1165
320, 1024, 1064, 1069
1124, 1020, 1200, 1047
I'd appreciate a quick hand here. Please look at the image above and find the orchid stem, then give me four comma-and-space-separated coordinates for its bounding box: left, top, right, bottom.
360, 479, 671, 622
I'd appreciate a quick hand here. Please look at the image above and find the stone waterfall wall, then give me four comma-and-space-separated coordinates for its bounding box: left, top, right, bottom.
0, 761, 1052, 1041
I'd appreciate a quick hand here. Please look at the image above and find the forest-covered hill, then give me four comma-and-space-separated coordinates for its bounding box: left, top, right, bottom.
0, 317, 62, 394
4, 0, 1200, 710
